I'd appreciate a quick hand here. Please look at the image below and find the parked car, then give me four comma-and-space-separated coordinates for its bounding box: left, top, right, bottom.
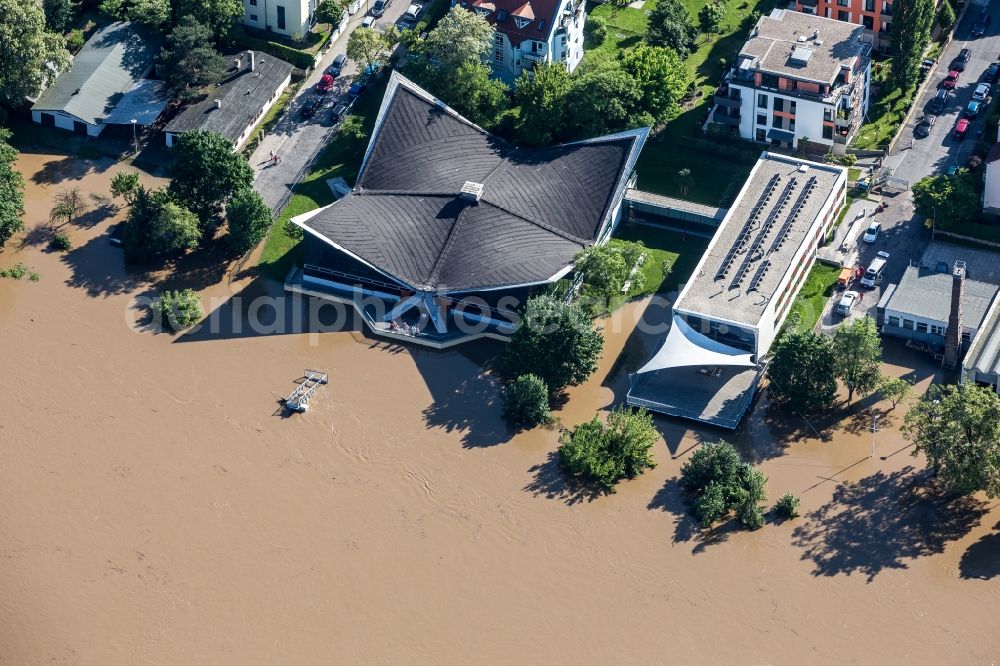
954, 117, 971, 139
974, 82, 991, 101
328, 53, 347, 77
954, 48, 972, 71
972, 8, 991, 37
986, 62, 1000, 82
836, 290, 861, 316
331, 102, 350, 122
862, 220, 880, 243
943, 69, 961, 88
362, 60, 383, 79
966, 99, 983, 117
361, 14, 375, 27
372, 0, 388, 17
402, 2, 423, 24
915, 114, 936, 136
348, 81, 367, 98
300, 96, 322, 118
316, 73, 335, 94
930, 88, 950, 113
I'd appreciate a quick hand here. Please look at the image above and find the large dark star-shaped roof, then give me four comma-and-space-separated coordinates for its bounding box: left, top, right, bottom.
296, 72, 648, 293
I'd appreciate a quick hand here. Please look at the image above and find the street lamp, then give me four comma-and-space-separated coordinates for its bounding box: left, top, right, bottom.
871, 414, 880, 458
130, 118, 138, 155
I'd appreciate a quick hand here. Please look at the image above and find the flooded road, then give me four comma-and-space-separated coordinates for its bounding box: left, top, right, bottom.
1, 151, 999, 663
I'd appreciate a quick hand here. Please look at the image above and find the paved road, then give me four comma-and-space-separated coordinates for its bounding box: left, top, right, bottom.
251, 0, 411, 212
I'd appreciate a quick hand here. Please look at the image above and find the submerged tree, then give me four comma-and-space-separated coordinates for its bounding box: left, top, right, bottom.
679, 441, 768, 529
0, 128, 25, 249
49, 187, 88, 226
832, 316, 883, 404
767, 324, 837, 411
558, 406, 658, 491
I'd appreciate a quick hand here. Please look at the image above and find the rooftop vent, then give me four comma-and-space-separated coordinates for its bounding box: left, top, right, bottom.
797, 164, 809, 173
460, 181, 484, 202
797, 34, 808, 42
790, 46, 814, 65
214, 99, 222, 109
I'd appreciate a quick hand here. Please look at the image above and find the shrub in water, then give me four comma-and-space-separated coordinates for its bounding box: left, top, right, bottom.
50, 232, 72, 251
152, 288, 204, 332
773, 492, 800, 519
502, 374, 550, 429
558, 406, 658, 491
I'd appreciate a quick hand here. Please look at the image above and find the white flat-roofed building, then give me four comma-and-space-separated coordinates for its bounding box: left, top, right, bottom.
627, 152, 847, 428
241, 0, 316, 39
710, 9, 872, 151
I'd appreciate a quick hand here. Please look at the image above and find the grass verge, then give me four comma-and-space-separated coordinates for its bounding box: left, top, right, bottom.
854, 62, 916, 151
787, 263, 841, 333
613, 222, 709, 296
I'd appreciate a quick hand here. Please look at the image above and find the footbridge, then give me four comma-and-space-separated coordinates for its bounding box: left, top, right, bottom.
624, 189, 728, 228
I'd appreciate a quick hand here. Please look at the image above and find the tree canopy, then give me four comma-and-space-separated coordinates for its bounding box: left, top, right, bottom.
316, 0, 344, 25
902, 383, 1000, 497
500, 294, 604, 395
174, 0, 244, 39
912, 172, 981, 230
937, 0, 956, 29
101, 0, 172, 27
157, 16, 226, 100
646, 0, 697, 58
767, 324, 837, 411
226, 188, 271, 254
0, 0, 69, 105
0, 128, 25, 249
502, 374, 551, 429
698, 2, 725, 34
574, 240, 645, 311
618, 44, 686, 125
567, 56, 643, 137
347, 27, 389, 79
111, 171, 142, 204
44, 0, 77, 33
423, 7, 494, 71
122, 187, 201, 262
679, 441, 768, 529
889, 0, 934, 89
832, 316, 883, 403
558, 406, 658, 491
49, 187, 88, 226
514, 62, 574, 147
168, 130, 254, 226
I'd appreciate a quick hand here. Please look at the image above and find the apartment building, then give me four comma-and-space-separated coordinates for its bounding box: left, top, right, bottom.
457, 0, 586, 83
242, 0, 317, 39
795, 0, 892, 50
711, 9, 872, 152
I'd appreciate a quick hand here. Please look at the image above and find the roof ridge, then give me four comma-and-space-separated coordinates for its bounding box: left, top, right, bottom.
425, 203, 473, 288
357, 189, 458, 198
478, 197, 589, 245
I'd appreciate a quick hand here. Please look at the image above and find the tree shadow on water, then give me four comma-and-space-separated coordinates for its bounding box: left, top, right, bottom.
647, 476, 735, 552
523, 450, 606, 506
959, 521, 1000, 580
792, 466, 989, 581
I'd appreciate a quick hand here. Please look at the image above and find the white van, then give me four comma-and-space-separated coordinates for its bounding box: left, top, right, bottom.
860, 251, 890, 288
403, 3, 422, 23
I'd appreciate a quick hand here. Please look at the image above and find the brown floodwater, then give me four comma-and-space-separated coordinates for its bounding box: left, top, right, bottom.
2, 151, 999, 663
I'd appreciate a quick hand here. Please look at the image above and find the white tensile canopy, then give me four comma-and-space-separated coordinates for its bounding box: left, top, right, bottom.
637, 314, 757, 374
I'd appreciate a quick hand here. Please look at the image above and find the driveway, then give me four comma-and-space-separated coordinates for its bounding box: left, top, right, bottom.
250, 0, 411, 212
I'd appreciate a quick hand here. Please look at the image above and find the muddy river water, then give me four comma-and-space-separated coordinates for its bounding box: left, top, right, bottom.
1, 152, 999, 663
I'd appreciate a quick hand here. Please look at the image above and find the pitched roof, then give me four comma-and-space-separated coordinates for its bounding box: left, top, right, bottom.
465, 0, 566, 45
295, 72, 648, 293
163, 52, 292, 143
885, 265, 999, 327
31, 21, 162, 125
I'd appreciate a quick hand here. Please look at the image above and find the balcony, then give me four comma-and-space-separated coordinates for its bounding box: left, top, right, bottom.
713, 108, 741, 126
522, 51, 545, 62
714, 85, 742, 108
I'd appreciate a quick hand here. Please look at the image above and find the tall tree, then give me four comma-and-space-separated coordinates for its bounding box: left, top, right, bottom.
174, 0, 245, 39
912, 172, 980, 230
618, 44, 687, 125
0, 128, 25, 249
110, 171, 141, 204
902, 384, 1000, 497
767, 325, 837, 411
574, 241, 645, 311
500, 294, 604, 395
0, 0, 70, 105
157, 16, 226, 100
44, 0, 77, 33
567, 56, 642, 138
646, 0, 697, 58
698, 1, 725, 34
100, 0, 171, 27
514, 62, 573, 147
832, 316, 883, 403
168, 130, 254, 226
122, 187, 201, 262
49, 187, 88, 226
937, 0, 956, 29
346, 27, 389, 81
316, 0, 344, 25
226, 188, 271, 254
558, 406, 658, 491
405, 60, 507, 129
423, 7, 494, 70
890, 0, 934, 89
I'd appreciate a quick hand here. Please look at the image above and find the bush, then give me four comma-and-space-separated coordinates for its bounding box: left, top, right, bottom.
234, 30, 316, 70
152, 289, 204, 332
50, 232, 72, 251
0, 263, 29, 279
584, 15, 608, 47
680, 441, 768, 530
558, 406, 658, 491
503, 374, 550, 429
66, 29, 85, 53
773, 492, 800, 519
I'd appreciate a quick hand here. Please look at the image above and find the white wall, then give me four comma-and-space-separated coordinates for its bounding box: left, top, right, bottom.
234, 72, 292, 149
733, 86, 834, 148
242, 0, 313, 38
985, 161, 1000, 215
31, 110, 104, 137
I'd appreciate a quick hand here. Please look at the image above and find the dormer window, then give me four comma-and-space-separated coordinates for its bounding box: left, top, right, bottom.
514, 16, 531, 28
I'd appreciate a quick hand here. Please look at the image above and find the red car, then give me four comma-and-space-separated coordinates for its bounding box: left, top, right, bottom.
943, 69, 960, 89
315, 73, 335, 94
954, 118, 970, 139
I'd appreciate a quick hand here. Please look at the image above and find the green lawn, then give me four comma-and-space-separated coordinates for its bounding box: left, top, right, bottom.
854, 62, 916, 150
587, 3, 649, 53
787, 263, 841, 332
613, 222, 709, 296
257, 76, 389, 280
635, 138, 752, 206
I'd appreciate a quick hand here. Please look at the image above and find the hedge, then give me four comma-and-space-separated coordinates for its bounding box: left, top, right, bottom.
234, 33, 316, 70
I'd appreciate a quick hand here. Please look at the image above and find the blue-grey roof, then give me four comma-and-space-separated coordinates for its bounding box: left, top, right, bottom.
885, 265, 998, 326
31, 22, 162, 125
103, 78, 170, 125
296, 72, 648, 293
163, 52, 293, 143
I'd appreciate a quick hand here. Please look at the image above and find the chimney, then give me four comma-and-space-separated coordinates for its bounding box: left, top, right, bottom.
248, 51, 255, 72
214, 99, 222, 109
942, 260, 966, 369
234, 56, 241, 70
460, 181, 484, 202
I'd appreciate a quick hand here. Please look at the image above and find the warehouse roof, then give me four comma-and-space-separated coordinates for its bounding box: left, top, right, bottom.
884, 265, 998, 326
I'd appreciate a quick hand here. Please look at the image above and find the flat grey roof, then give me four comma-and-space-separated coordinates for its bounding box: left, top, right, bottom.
965, 298, 1000, 378
920, 241, 1000, 286
738, 9, 868, 85
31, 21, 162, 125
627, 364, 762, 429
674, 153, 845, 326
102, 78, 169, 125
884, 265, 998, 326
164, 52, 292, 143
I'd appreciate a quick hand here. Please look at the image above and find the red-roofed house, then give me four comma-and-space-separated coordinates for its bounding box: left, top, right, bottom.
454, 0, 585, 82
984, 143, 1000, 215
